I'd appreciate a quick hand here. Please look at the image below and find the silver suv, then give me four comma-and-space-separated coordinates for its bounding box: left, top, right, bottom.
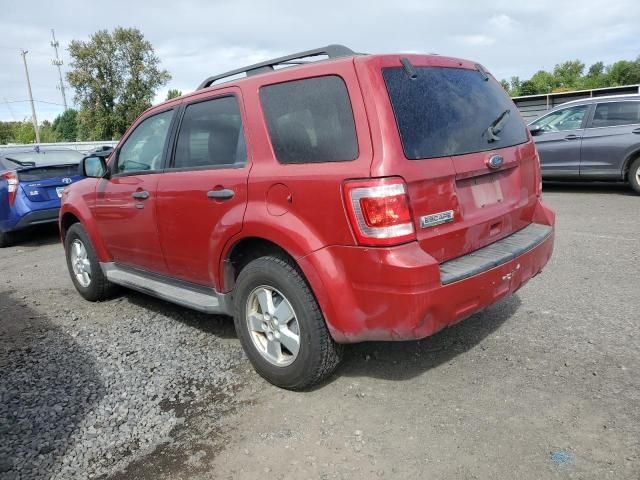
529, 94, 640, 193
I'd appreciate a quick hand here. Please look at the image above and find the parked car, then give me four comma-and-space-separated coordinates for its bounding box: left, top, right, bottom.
528, 94, 640, 193
0, 146, 85, 247
60, 45, 555, 389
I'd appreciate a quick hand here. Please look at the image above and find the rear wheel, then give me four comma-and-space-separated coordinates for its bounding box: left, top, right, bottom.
233, 255, 343, 390
64, 223, 118, 301
0, 230, 13, 248
628, 157, 640, 194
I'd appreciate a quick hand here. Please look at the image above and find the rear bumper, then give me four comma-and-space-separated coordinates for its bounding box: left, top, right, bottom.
300, 201, 555, 343
13, 208, 60, 230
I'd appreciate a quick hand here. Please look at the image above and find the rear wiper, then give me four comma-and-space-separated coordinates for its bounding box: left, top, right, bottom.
4, 157, 36, 167
485, 109, 511, 143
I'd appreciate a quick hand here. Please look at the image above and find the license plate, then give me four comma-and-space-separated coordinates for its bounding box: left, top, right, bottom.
56, 187, 65, 198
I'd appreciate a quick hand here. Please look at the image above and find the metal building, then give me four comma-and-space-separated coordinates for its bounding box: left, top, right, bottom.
512, 84, 640, 123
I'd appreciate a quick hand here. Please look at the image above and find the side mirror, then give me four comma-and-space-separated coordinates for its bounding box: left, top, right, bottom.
80, 155, 109, 178
528, 124, 543, 136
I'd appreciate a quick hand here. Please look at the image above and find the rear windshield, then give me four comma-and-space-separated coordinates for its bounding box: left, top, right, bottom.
383, 66, 528, 159
6, 150, 84, 165
17, 165, 79, 182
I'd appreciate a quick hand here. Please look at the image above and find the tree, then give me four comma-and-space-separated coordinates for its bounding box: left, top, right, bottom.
166, 89, 182, 100
39, 120, 58, 143
519, 80, 537, 96
52, 109, 78, 141
553, 60, 584, 89
582, 61, 608, 89
607, 58, 640, 86
67, 27, 171, 141
529, 70, 556, 94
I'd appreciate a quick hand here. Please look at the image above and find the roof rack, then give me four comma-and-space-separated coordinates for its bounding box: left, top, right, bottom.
197, 44, 357, 90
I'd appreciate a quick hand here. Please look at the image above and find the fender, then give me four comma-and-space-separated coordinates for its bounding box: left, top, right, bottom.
216, 202, 344, 338
60, 180, 112, 262
622, 147, 640, 179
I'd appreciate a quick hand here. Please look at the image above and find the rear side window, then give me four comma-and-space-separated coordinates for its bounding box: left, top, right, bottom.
260, 75, 358, 164
591, 101, 640, 128
173, 96, 246, 169
383, 67, 528, 159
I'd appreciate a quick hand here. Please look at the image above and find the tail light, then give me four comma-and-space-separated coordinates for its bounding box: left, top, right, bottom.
343, 177, 416, 246
534, 152, 542, 197
1, 172, 18, 207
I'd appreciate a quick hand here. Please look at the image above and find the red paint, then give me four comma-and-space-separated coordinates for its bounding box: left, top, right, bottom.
61, 51, 555, 343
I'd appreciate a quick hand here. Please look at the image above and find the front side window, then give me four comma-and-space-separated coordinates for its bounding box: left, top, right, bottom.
173, 96, 246, 169
591, 101, 640, 128
260, 75, 358, 164
383, 66, 529, 159
117, 110, 173, 174
532, 105, 588, 132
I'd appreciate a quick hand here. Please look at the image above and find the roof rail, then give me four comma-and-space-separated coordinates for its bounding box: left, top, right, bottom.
197, 44, 357, 90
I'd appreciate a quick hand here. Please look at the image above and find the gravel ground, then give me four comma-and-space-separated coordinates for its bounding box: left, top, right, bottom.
0, 182, 639, 480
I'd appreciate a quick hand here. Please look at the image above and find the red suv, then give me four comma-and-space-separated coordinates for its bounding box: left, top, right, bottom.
61, 45, 555, 389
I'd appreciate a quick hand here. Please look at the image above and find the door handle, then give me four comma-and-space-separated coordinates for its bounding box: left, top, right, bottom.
132, 191, 149, 200
564, 134, 581, 140
207, 188, 235, 200
632, 127, 640, 134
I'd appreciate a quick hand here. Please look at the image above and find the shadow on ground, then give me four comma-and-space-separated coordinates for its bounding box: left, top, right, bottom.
124, 290, 237, 339
336, 295, 521, 383
0, 290, 104, 479
8, 224, 62, 248
115, 282, 520, 386
542, 181, 634, 196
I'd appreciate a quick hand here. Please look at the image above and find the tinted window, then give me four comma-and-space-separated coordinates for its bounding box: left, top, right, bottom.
532, 105, 589, 132
117, 110, 173, 174
591, 101, 640, 128
173, 96, 246, 169
260, 76, 358, 164
383, 67, 528, 159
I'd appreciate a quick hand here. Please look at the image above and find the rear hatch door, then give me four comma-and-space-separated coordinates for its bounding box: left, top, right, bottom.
18, 164, 83, 202
374, 56, 538, 262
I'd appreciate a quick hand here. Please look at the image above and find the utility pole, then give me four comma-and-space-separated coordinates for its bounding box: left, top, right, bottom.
50, 29, 68, 111
20, 49, 40, 144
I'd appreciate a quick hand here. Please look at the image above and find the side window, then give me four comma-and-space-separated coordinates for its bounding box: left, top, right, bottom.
117, 110, 173, 174
532, 105, 588, 132
173, 96, 246, 169
260, 75, 358, 164
591, 102, 640, 128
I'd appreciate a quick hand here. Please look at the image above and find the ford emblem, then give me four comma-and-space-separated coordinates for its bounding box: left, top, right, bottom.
61, 177, 73, 184
487, 155, 504, 170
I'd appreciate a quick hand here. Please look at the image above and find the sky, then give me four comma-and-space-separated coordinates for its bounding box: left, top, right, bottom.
0, 0, 638, 122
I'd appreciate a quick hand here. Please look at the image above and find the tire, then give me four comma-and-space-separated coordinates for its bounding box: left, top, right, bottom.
233, 255, 343, 390
628, 157, 640, 194
0, 230, 13, 248
64, 223, 118, 301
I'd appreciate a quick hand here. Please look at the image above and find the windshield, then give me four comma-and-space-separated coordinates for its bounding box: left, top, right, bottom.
5, 150, 85, 165
383, 66, 528, 159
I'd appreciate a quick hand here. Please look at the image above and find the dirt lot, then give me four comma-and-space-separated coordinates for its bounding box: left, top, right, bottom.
1, 183, 639, 480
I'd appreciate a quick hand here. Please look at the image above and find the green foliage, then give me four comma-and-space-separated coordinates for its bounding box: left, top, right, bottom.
67, 27, 171, 141
502, 56, 640, 96
52, 109, 78, 141
166, 89, 182, 100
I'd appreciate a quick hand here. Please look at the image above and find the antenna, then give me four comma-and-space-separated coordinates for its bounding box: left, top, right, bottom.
50, 29, 68, 111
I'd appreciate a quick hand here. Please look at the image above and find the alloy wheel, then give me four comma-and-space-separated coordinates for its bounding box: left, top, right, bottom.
70, 239, 92, 287
246, 286, 301, 367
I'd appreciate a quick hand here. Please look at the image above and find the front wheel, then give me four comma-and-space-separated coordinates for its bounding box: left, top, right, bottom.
233, 255, 343, 390
628, 157, 640, 194
64, 223, 118, 301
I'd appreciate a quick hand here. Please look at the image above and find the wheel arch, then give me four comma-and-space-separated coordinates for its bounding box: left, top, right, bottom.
622, 147, 640, 180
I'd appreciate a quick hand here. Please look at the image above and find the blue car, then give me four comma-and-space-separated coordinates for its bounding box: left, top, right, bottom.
0, 147, 85, 247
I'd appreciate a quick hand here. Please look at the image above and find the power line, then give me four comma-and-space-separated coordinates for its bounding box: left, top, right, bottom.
3, 99, 67, 107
